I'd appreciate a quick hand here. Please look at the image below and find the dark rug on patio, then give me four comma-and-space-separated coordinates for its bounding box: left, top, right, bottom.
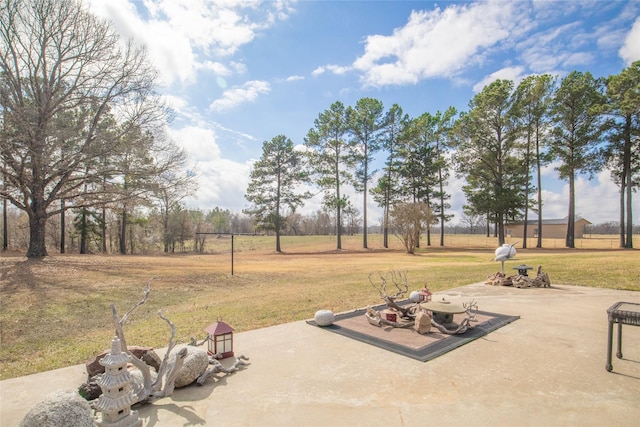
307, 303, 519, 362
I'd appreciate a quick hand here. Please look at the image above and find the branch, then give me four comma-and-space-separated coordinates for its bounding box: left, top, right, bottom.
368, 272, 387, 299
110, 303, 127, 350
150, 347, 187, 401
196, 355, 250, 386
151, 309, 178, 392
369, 270, 413, 319
109, 279, 156, 403
389, 270, 408, 299
364, 306, 414, 328
120, 278, 155, 326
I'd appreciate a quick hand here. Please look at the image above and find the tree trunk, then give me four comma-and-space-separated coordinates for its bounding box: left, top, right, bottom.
79, 210, 88, 254
363, 183, 368, 249
486, 215, 490, 237
101, 206, 107, 253
275, 210, 282, 253
536, 132, 543, 248
276, 181, 282, 253
623, 115, 633, 249
60, 199, 66, 254
163, 207, 170, 253
383, 163, 392, 249
129, 226, 135, 254
619, 177, 626, 248
27, 211, 48, 258
438, 166, 445, 247
335, 167, 342, 251
3, 198, 8, 251
497, 214, 505, 245
566, 173, 575, 248
363, 151, 368, 249
120, 209, 127, 254
625, 169, 633, 249
522, 133, 531, 249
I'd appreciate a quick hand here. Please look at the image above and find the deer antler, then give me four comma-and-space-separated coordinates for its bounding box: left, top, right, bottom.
369, 272, 388, 300
368, 270, 415, 320
388, 270, 408, 300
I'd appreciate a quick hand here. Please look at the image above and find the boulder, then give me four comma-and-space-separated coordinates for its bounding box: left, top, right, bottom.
86, 345, 161, 377
314, 309, 335, 326
129, 366, 158, 395
78, 375, 103, 401
171, 345, 209, 388
19, 390, 94, 427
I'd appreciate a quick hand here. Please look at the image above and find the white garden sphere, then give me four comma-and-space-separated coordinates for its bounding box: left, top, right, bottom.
314, 310, 335, 326
409, 291, 421, 303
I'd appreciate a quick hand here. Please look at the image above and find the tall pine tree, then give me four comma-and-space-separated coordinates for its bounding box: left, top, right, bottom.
244, 135, 310, 253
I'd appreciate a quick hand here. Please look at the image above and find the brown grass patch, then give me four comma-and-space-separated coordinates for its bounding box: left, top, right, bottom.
0, 234, 638, 380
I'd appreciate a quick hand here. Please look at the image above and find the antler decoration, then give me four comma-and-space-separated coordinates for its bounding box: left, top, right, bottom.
369, 270, 414, 319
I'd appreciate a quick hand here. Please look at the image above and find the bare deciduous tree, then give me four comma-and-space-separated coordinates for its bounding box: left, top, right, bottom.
0, 0, 167, 257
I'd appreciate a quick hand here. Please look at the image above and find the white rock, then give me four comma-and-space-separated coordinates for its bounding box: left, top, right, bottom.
19, 390, 94, 427
314, 310, 335, 326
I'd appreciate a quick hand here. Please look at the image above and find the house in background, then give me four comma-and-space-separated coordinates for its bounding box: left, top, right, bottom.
506, 217, 592, 239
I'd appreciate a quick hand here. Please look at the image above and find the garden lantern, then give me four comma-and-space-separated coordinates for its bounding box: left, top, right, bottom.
205, 320, 234, 359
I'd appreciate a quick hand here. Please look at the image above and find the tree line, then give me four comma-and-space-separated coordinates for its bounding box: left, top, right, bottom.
1, 0, 638, 257
246, 67, 639, 252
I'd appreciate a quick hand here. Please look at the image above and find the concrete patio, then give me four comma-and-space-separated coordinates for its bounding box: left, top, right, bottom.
1, 283, 639, 426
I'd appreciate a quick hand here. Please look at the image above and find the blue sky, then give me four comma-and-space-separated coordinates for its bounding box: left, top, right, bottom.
86, 0, 640, 226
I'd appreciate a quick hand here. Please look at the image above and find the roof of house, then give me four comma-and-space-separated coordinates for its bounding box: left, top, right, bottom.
507, 217, 591, 226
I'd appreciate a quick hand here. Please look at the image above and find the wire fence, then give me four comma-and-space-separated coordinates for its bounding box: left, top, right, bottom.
194, 233, 631, 254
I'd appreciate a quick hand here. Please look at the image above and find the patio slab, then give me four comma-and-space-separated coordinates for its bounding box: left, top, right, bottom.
1, 283, 639, 426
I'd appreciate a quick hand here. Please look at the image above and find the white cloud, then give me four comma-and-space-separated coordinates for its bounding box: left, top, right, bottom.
315, 64, 352, 76
538, 188, 567, 220
199, 61, 234, 76
541, 161, 561, 178
185, 158, 252, 212
518, 21, 585, 72
351, 1, 526, 87
533, 166, 637, 224
161, 94, 189, 114
563, 51, 594, 67
209, 80, 271, 112
530, 0, 583, 21
141, 0, 276, 56
169, 126, 221, 161
286, 75, 305, 82
88, 0, 196, 84
473, 66, 526, 93
620, 17, 640, 65
311, 66, 326, 77
87, 0, 292, 85
574, 171, 621, 223
169, 125, 251, 211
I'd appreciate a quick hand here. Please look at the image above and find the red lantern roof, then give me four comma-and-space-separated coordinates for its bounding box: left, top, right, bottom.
205, 321, 234, 336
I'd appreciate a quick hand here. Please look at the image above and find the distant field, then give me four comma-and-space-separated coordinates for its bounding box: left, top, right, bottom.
0, 233, 637, 380
198, 233, 630, 254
